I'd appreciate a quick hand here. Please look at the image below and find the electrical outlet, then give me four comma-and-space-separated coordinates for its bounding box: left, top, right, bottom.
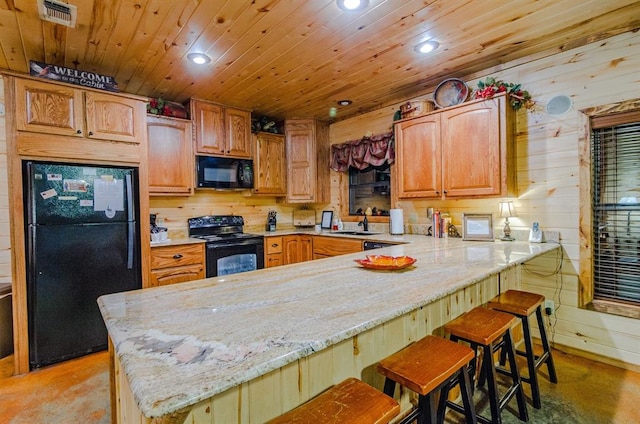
543, 230, 560, 243
544, 300, 555, 315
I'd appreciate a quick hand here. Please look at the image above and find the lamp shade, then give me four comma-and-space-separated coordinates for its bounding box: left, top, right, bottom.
499, 201, 516, 218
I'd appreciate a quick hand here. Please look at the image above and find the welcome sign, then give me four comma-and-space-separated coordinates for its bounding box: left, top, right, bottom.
29, 60, 119, 92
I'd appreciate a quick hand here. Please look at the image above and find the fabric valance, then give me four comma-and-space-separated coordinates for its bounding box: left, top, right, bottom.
330, 132, 394, 172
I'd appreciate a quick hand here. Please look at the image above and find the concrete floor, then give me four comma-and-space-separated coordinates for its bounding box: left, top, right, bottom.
1, 347, 639, 423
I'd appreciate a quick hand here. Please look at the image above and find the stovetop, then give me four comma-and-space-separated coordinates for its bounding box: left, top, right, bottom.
191, 232, 263, 242
188, 215, 263, 242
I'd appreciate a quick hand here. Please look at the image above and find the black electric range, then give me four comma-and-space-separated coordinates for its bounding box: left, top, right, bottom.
188, 215, 264, 277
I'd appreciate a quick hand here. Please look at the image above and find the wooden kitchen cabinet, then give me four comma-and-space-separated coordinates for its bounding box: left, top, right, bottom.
312, 235, 362, 259
265, 235, 313, 267
147, 115, 193, 195
264, 236, 283, 268
283, 235, 313, 264
225, 107, 252, 157
395, 113, 441, 198
285, 118, 330, 203
394, 94, 515, 200
253, 132, 286, 195
190, 99, 252, 158
15, 77, 142, 143
150, 243, 205, 286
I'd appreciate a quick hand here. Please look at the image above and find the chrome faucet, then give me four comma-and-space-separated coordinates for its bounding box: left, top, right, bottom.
358, 215, 369, 232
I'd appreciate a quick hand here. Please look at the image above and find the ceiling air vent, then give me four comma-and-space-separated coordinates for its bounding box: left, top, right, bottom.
37, 0, 77, 28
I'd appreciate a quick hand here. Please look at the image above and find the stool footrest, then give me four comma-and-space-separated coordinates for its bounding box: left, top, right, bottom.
446, 400, 492, 424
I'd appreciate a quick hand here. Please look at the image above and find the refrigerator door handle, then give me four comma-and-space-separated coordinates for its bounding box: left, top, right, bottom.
125, 174, 134, 222
125, 173, 135, 269
127, 222, 135, 270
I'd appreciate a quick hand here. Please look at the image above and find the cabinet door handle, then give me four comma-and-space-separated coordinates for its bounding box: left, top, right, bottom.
443, 190, 447, 194
76, 129, 82, 134
88, 131, 94, 136
173, 254, 183, 259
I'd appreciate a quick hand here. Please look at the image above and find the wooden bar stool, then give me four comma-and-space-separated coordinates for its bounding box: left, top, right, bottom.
376, 335, 478, 424
444, 307, 528, 424
487, 290, 558, 409
266, 377, 400, 424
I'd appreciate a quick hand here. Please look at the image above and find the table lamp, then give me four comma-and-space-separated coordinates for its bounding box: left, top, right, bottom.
499, 201, 516, 241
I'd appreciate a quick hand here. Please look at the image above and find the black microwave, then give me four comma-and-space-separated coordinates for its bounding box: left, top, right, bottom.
196, 156, 254, 190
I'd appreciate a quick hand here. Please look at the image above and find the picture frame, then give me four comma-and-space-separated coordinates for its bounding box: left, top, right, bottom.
321, 210, 334, 229
462, 213, 494, 241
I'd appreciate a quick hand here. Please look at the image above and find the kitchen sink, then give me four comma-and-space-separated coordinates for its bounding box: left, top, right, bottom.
333, 231, 381, 236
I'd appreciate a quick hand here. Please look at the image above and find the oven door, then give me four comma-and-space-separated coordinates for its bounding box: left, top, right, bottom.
205, 238, 264, 277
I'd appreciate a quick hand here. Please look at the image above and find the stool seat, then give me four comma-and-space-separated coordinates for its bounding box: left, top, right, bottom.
377, 335, 478, 424
487, 290, 558, 409
377, 335, 475, 396
487, 290, 544, 316
444, 306, 518, 346
266, 378, 400, 424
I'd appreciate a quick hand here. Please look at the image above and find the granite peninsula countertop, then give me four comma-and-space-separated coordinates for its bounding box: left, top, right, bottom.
98, 235, 560, 418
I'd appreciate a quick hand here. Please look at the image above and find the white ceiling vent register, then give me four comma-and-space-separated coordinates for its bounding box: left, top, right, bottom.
37, 0, 77, 28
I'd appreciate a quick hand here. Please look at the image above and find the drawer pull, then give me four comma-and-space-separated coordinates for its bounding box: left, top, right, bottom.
173, 254, 183, 259
272, 243, 279, 247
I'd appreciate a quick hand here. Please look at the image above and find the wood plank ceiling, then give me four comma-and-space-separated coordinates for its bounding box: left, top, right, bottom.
1, 0, 639, 121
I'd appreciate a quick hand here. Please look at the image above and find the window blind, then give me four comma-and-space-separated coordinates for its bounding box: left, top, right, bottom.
591, 121, 640, 305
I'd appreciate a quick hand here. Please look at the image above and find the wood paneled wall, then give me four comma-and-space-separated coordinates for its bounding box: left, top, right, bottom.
150, 193, 329, 238
0, 77, 9, 286
329, 31, 640, 369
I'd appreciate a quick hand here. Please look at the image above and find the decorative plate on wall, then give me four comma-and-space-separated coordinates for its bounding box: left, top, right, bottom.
433, 78, 469, 109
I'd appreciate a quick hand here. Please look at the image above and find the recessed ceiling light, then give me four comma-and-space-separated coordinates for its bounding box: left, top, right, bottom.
414, 40, 440, 54
187, 52, 211, 65
337, 99, 352, 106
336, 0, 369, 12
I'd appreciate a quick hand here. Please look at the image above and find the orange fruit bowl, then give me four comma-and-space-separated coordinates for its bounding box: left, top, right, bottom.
354, 255, 417, 270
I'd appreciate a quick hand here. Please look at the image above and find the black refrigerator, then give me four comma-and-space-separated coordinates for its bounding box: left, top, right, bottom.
24, 161, 142, 369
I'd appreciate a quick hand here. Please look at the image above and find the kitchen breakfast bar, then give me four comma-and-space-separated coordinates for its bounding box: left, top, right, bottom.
98, 234, 561, 423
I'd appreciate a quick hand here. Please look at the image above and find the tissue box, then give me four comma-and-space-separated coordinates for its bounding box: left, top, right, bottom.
293, 210, 316, 227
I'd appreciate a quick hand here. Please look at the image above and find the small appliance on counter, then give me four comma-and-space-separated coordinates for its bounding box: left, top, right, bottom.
292, 209, 316, 227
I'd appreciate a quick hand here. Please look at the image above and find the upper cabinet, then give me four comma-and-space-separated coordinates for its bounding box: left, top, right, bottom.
15, 77, 142, 144
190, 99, 252, 158
147, 115, 193, 196
253, 132, 286, 196
394, 94, 515, 201
285, 118, 330, 203
394, 113, 441, 198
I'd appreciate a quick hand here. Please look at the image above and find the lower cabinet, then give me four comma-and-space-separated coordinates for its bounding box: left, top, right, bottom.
264, 236, 284, 268
265, 234, 365, 266
150, 243, 205, 286
284, 235, 313, 264
265, 235, 313, 267
312, 236, 363, 259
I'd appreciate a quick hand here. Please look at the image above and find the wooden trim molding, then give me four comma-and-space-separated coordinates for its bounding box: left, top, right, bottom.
578, 98, 640, 316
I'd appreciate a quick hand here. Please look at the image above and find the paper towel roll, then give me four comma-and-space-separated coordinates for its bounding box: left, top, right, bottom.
390, 209, 404, 235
